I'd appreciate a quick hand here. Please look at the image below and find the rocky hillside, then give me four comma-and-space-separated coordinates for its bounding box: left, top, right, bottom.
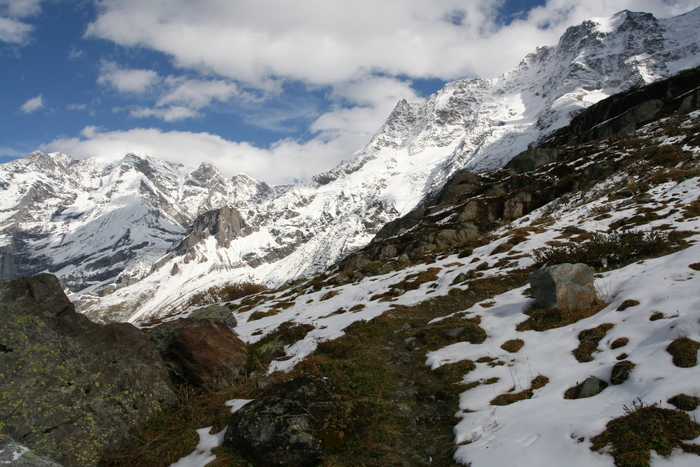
94, 67, 700, 467
5, 54, 700, 467
2, 8, 700, 324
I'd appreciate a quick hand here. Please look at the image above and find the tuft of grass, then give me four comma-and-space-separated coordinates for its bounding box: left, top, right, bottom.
617, 300, 640, 311
667, 337, 700, 368
320, 290, 340, 301
649, 311, 665, 321
668, 394, 700, 411
590, 402, 700, 467
572, 323, 614, 363
490, 375, 549, 406
611, 360, 636, 385
610, 337, 629, 350
500, 339, 525, 353
689, 263, 700, 271
516, 302, 606, 332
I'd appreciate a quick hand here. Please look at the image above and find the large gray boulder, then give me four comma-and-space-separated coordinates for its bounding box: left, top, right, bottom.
0, 274, 177, 467
529, 263, 597, 310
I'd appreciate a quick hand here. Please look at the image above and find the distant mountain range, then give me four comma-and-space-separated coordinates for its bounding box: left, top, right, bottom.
1, 8, 700, 323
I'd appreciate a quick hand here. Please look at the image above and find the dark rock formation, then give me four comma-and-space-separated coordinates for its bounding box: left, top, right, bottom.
542, 65, 700, 147
175, 205, 252, 254
225, 375, 359, 466
152, 318, 248, 389
189, 304, 238, 328
529, 263, 597, 310
0, 274, 177, 467
0, 435, 64, 466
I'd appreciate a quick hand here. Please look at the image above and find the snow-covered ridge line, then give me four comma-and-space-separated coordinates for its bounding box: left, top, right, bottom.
2, 8, 700, 323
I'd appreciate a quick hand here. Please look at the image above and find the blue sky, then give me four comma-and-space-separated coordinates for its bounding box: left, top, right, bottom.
2, 0, 699, 185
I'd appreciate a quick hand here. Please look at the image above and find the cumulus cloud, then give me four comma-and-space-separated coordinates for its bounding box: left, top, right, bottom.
19, 94, 43, 113
85, 0, 700, 87
97, 61, 160, 93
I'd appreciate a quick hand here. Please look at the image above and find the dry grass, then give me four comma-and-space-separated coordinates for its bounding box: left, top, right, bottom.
590, 402, 700, 467
572, 323, 615, 363
500, 339, 525, 353
611, 360, 635, 385
516, 302, 607, 332
490, 375, 549, 406
667, 337, 700, 368
610, 337, 629, 350
617, 300, 640, 311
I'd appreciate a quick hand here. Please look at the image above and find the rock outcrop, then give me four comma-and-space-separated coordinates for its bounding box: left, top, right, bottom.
150, 318, 248, 389
529, 263, 597, 310
224, 375, 359, 466
189, 304, 238, 328
0, 274, 177, 467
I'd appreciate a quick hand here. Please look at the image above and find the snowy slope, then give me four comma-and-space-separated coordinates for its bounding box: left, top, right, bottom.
2, 8, 700, 323
163, 109, 700, 467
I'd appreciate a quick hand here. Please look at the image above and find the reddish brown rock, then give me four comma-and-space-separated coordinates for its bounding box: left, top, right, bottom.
161, 318, 248, 389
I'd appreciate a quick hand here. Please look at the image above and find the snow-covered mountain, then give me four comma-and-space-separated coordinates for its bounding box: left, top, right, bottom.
2, 8, 700, 323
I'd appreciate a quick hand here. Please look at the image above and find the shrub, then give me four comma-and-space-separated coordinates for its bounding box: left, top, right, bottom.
531, 230, 673, 268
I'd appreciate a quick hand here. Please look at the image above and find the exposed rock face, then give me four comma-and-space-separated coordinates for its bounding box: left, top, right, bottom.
153, 318, 248, 389
0, 274, 177, 467
529, 264, 597, 310
175, 205, 253, 254
0, 435, 64, 466
189, 304, 238, 328
225, 375, 358, 466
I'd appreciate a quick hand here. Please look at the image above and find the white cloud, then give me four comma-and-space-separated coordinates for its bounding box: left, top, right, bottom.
19, 94, 43, 113
97, 61, 160, 93
130, 105, 199, 122
49, 0, 700, 185
0, 15, 31, 43
85, 0, 700, 88
40, 126, 355, 186
158, 77, 240, 108
0, 0, 42, 44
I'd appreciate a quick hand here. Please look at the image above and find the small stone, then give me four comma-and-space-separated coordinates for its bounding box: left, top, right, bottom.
393, 390, 407, 398
397, 403, 414, 415
425, 444, 437, 456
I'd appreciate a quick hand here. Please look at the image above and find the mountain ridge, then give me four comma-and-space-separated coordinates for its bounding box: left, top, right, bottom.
2, 8, 700, 323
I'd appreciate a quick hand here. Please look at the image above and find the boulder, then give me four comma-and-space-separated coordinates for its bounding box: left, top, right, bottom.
160, 318, 248, 389
189, 304, 238, 328
0, 435, 64, 466
529, 263, 597, 310
0, 274, 177, 467
224, 375, 359, 466
565, 376, 608, 399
